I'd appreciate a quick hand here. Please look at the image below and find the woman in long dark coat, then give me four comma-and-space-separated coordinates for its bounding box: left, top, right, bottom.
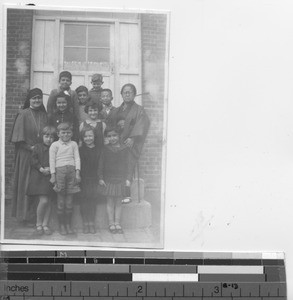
9, 88, 48, 222
110, 83, 150, 160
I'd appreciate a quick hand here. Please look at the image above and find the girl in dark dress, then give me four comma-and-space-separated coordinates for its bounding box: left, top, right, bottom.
27, 126, 56, 235
98, 127, 134, 234
79, 126, 102, 234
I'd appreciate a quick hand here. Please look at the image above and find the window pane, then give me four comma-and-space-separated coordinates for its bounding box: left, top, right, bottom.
64, 25, 86, 46
88, 25, 110, 47
88, 48, 109, 63
64, 47, 86, 62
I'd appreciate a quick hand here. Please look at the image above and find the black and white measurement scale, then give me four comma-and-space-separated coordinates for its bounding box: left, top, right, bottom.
0, 250, 287, 299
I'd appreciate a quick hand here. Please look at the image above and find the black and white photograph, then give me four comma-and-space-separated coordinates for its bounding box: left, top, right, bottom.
1, 6, 169, 248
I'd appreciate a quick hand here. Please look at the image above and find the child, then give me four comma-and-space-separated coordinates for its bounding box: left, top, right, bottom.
27, 126, 56, 235
98, 127, 134, 234
47, 71, 80, 121
49, 122, 81, 235
79, 100, 105, 149
48, 91, 79, 142
99, 88, 116, 126
88, 73, 103, 105
79, 126, 102, 234
75, 85, 90, 123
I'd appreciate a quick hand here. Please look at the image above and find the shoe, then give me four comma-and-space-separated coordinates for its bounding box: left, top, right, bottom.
122, 197, 132, 204
115, 224, 124, 234
42, 226, 52, 235
59, 225, 67, 235
36, 225, 43, 235
65, 212, 74, 234
89, 224, 96, 234
66, 224, 74, 234
109, 224, 116, 234
83, 224, 89, 234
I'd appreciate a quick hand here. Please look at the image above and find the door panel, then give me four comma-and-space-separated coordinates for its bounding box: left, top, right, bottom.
33, 19, 55, 71
32, 16, 141, 108
118, 22, 141, 105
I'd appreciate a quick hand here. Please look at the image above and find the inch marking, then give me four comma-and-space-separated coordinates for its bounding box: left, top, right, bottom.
0, 280, 287, 299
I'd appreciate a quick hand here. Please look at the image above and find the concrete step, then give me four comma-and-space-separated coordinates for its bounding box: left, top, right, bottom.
49, 179, 152, 230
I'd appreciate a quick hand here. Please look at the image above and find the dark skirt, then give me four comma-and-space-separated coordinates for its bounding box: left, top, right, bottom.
80, 177, 100, 201
97, 180, 125, 197
27, 168, 54, 196
11, 147, 31, 220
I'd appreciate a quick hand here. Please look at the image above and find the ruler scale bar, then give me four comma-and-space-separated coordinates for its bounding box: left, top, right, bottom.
0, 251, 287, 299
0, 281, 287, 295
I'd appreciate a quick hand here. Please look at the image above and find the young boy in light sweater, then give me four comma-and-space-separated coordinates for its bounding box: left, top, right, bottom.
49, 122, 81, 235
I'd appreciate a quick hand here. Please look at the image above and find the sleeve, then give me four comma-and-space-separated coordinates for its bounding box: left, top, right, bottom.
31, 145, 42, 171
16, 141, 32, 151
102, 121, 106, 133
47, 90, 57, 117
49, 143, 57, 174
129, 107, 150, 139
79, 147, 84, 173
73, 142, 81, 170
97, 149, 104, 180
72, 115, 80, 142
48, 114, 54, 127
71, 91, 80, 121
9, 111, 26, 143
107, 107, 118, 128
79, 122, 84, 132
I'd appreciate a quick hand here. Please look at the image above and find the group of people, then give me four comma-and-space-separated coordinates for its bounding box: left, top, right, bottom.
9, 71, 150, 236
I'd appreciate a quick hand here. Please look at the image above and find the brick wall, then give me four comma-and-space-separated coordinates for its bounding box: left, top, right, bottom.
5, 9, 34, 197
140, 14, 167, 201
4, 11, 168, 202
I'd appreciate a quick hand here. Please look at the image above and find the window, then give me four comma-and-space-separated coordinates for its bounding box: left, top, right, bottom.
63, 24, 110, 71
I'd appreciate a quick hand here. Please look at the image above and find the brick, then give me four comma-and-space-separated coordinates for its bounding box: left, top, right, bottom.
5, 11, 167, 198
5, 9, 33, 195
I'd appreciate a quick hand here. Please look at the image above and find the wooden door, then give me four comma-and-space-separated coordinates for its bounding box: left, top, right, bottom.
31, 18, 57, 108
31, 15, 141, 108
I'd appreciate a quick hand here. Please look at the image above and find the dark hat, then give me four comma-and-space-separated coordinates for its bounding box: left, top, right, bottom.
59, 71, 72, 81
27, 88, 43, 99
23, 88, 44, 109
91, 73, 103, 82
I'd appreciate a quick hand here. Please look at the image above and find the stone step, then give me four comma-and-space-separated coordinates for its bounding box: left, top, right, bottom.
49, 178, 152, 230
